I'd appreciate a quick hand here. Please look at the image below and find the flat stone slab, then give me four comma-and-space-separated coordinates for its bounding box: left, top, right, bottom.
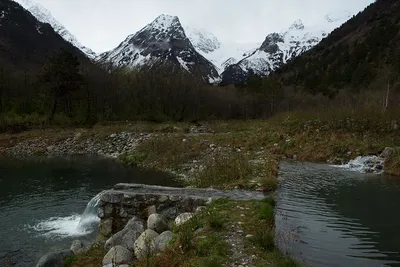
111, 183, 267, 200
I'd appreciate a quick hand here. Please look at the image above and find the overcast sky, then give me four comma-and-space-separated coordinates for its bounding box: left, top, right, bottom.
32, 0, 374, 53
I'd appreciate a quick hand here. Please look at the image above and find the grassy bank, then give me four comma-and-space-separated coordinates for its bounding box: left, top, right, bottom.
138, 198, 298, 267
118, 112, 400, 190
66, 198, 299, 267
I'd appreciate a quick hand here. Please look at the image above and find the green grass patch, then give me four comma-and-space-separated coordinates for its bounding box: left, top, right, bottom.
64, 255, 77, 267
193, 152, 252, 188
65, 245, 106, 267
261, 197, 276, 207
148, 198, 300, 267
118, 151, 148, 166
249, 231, 275, 251
257, 202, 274, 221
125, 135, 204, 171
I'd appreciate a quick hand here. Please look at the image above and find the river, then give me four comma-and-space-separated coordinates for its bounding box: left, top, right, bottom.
0, 156, 178, 267
276, 161, 400, 267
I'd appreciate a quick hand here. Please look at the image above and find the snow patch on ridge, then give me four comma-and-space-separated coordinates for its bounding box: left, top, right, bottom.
221, 10, 354, 81
13, 0, 97, 58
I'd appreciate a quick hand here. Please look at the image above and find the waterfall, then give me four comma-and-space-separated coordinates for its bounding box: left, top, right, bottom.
30, 192, 103, 238
76, 192, 103, 232
332, 156, 384, 173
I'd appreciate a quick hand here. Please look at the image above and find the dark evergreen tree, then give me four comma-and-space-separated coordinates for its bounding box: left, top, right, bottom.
39, 50, 83, 122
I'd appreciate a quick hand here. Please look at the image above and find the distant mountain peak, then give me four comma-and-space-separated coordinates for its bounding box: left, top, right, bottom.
12, 0, 96, 59
325, 10, 352, 23
98, 14, 219, 83
154, 14, 179, 23
148, 14, 181, 30
184, 26, 221, 53
289, 19, 305, 30
221, 12, 354, 84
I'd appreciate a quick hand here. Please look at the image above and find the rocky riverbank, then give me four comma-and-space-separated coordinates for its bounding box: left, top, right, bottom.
1, 131, 152, 159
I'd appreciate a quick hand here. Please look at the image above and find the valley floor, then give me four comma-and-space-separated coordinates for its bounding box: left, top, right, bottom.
1, 113, 399, 266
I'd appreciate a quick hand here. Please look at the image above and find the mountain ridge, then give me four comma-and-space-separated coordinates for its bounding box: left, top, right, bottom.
220, 12, 354, 84
13, 0, 96, 59
97, 14, 220, 83
0, 0, 86, 67
3, 0, 371, 85
275, 0, 400, 95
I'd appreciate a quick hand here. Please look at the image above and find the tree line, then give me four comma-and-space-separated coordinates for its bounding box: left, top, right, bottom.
0, 50, 285, 132
1, 49, 399, 133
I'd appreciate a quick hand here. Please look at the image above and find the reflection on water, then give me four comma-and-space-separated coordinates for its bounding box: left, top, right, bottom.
276, 161, 400, 267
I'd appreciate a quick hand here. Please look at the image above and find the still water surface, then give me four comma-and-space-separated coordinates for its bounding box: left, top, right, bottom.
276, 161, 400, 267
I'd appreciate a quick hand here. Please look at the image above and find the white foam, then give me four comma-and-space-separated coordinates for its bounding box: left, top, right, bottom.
332, 156, 384, 174
31, 214, 90, 238
29, 192, 103, 238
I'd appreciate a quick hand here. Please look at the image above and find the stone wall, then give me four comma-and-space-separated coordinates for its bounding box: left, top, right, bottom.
97, 183, 266, 238
98, 188, 207, 238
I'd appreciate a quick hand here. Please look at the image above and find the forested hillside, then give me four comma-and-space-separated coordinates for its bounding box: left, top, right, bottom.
276, 0, 400, 96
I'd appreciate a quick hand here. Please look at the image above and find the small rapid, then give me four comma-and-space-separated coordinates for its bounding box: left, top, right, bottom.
332, 156, 385, 173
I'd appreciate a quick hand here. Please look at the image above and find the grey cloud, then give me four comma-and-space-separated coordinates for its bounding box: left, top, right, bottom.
33, 0, 374, 53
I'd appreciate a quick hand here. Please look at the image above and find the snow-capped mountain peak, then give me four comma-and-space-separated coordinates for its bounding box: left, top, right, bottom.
151, 14, 180, 30
184, 26, 221, 53
220, 11, 354, 84
98, 14, 219, 83
184, 26, 259, 74
289, 19, 305, 31
12, 0, 96, 59
325, 10, 352, 23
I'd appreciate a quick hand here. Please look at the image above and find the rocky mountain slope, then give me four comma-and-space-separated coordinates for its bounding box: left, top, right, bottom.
0, 0, 84, 66
13, 0, 96, 59
97, 14, 219, 83
276, 0, 399, 95
220, 12, 353, 84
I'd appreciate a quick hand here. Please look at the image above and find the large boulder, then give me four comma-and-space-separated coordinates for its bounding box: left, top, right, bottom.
175, 213, 194, 226
125, 216, 145, 233
121, 229, 142, 251
160, 206, 178, 220
102, 245, 134, 266
99, 218, 113, 237
104, 217, 145, 251
104, 228, 129, 251
35, 250, 73, 267
147, 214, 169, 233
153, 231, 175, 251
70, 240, 89, 255
381, 147, 396, 158
134, 229, 159, 260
